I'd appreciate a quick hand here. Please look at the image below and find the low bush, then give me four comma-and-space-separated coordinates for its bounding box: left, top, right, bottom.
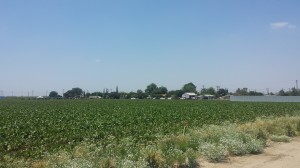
270, 135, 290, 142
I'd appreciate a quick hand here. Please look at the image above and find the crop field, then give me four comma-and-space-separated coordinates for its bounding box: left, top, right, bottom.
1, 99, 300, 163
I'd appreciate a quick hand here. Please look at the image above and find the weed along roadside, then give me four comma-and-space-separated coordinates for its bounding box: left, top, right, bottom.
1, 100, 300, 167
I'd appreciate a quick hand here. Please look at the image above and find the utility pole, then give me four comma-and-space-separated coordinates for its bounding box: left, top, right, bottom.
32, 90, 34, 97
296, 80, 299, 90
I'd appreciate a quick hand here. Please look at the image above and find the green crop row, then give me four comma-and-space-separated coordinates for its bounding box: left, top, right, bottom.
1, 99, 300, 159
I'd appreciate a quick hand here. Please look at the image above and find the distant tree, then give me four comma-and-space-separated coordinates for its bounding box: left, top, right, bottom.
200, 87, 217, 96
49, 91, 58, 98
109, 92, 120, 99
145, 83, 158, 95
234, 88, 264, 96
127, 92, 137, 99
137, 89, 147, 99
207, 87, 216, 95
119, 92, 127, 99
155, 86, 168, 94
182, 82, 197, 93
167, 90, 184, 99
149, 86, 168, 98
278, 88, 300, 96
234, 88, 248, 96
85, 92, 91, 97
290, 87, 300, 96
63, 87, 83, 98
159, 86, 168, 94
216, 88, 228, 97
91, 92, 103, 97
248, 91, 263, 96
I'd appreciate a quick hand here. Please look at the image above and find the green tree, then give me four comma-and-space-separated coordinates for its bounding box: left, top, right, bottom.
248, 91, 263, 96
63, 87, 83, 98
49, 91, 58, 98
234, 88, 248, 96
207, 87, 216, 95
290, 87, 300, 96
127, 92, 137, 99
278, 89, 286, 96
200, 87, 216, 95
157, 86, 168, 94
137, 89, 147, 99
145, 83, 158, 95
167, 90, 184, 99
182, 82, 197, 93
216, 88, 228, 97
109, 92, 120, 99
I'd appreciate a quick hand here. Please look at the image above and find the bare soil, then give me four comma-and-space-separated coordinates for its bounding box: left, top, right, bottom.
199, 137, 300, 168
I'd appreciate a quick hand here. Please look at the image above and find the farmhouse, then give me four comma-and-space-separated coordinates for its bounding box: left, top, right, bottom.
182, 92, 197, 99
198, 94, 215, 100
89, 96, 102, 99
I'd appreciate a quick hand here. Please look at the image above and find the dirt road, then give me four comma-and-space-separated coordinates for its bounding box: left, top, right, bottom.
200, 137, 300, 168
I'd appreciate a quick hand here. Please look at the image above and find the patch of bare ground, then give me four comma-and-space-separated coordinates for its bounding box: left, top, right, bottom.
199, 137, 300, 168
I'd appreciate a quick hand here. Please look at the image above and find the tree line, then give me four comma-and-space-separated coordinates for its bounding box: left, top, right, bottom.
48, 83, 300, 99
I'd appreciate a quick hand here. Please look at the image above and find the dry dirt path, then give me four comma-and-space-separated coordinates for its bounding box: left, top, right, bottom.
199, 137, 300, 168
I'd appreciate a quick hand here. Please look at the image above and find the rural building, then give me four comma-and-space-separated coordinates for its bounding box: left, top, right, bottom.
89, 96, 102, 99
182, 92, 197, 99
198, 94, 215, 100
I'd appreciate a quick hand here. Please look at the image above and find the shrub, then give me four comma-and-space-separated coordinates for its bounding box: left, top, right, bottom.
297, 121, 300, 132
270, 135, 290, 142
142, 146, 166, 168
245, 139, 264, 154
220, 136, 248, 156
198, 143, 227, 162
256, 129, 267, 145
286, 125, 296, 137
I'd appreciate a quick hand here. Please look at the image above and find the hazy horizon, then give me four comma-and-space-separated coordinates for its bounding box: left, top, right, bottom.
1, 0, 300, 96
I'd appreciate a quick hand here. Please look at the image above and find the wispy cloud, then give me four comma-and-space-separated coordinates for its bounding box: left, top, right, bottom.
270, 22, 296, 29
95, 59, 101, 63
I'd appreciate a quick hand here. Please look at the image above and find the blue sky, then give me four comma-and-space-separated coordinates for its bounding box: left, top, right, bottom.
1, 0, 300, 96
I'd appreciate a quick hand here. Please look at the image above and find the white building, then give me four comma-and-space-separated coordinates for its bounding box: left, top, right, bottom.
89, 96, 102, 99
182, 92, 197, 99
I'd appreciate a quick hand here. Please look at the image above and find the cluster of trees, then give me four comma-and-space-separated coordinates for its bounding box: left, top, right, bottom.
278, 87, 300, 96
233, 88, 264, 96
233, 87, 300, 96
48, 83, 229, 99
49, 88, 84, 99
48, 84, 300, 99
